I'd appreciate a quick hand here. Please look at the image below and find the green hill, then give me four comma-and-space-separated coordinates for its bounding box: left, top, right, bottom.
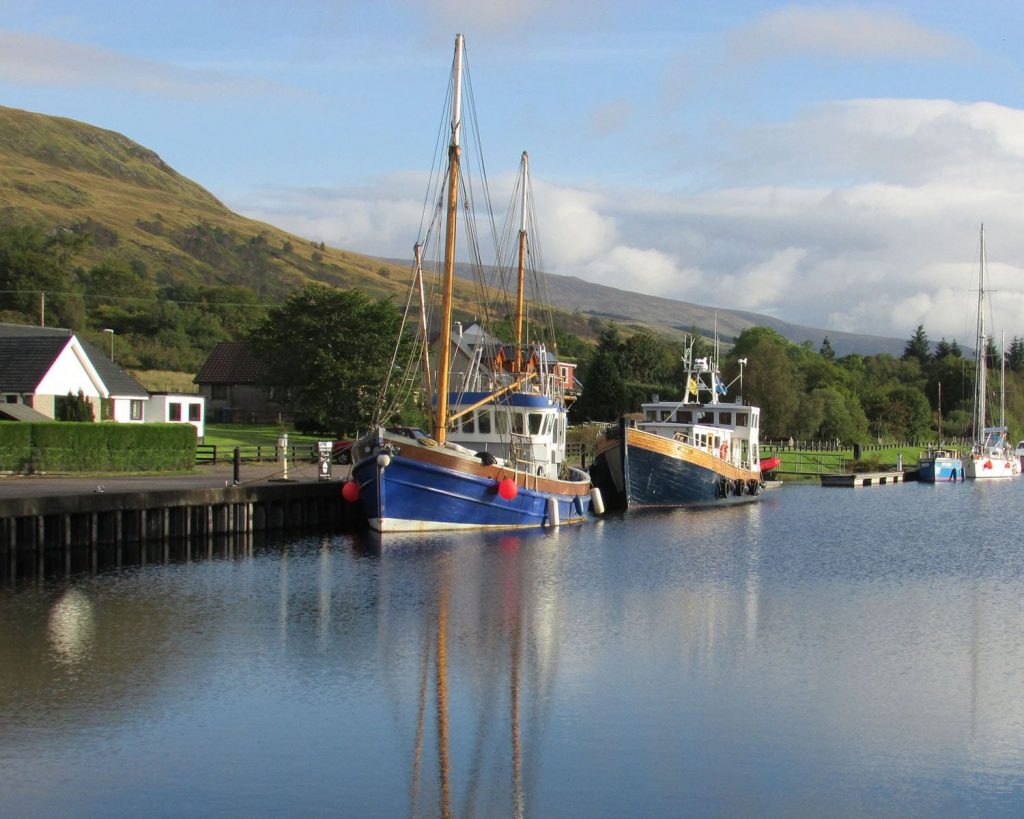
0, 104, 407, 299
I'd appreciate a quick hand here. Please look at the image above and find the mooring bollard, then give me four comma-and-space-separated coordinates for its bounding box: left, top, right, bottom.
233, 447, 241, 485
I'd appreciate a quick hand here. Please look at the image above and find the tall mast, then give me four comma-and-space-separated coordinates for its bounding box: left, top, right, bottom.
433, 33, 464, 446
414, 242, 433, 410
515, 151, 528, 373
974, 223, 987, 446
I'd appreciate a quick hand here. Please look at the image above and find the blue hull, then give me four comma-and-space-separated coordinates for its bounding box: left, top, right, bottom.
590, 427, 761, 510
917, 457, 963, 482
352, 453, 591, 532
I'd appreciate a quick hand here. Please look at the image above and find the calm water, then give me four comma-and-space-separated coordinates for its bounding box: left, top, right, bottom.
3, 481, 1024, 818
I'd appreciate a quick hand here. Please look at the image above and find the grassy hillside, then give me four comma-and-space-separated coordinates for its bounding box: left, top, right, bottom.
0, 105, 411, 301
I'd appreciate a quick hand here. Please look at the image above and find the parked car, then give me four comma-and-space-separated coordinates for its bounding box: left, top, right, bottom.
333, 440, 355, 464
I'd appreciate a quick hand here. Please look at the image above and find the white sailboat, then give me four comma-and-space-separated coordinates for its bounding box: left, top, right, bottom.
963, 225, 1020, 480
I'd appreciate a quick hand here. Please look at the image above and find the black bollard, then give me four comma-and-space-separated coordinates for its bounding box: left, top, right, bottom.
233, 447, 241, 485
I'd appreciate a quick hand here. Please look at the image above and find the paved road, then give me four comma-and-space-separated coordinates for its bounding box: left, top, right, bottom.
0, 460, 353, 500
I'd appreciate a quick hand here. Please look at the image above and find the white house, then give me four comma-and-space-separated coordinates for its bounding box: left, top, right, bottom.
144, 393, 205, 437
0, 323, 149, 421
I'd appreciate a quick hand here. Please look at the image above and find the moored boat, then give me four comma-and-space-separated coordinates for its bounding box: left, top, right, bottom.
589, 343, 763, 509
916, 448, 962, 482
961, 225, 1019, 481
346, 36, 594, 532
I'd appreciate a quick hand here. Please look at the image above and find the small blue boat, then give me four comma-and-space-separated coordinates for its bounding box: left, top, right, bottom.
917, 448, 962, 482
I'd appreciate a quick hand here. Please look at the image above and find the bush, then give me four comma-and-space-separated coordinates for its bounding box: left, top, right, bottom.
0, 422, 196, 473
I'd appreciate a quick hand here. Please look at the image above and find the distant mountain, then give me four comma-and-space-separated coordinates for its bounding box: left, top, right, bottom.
1, 104, 906, 357
534, 272, 907, 357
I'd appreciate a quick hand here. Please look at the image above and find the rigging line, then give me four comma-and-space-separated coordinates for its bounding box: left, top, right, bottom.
460, 50, 502, 265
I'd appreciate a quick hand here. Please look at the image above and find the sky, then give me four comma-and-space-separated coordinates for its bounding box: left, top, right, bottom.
3, 1, 1024, 344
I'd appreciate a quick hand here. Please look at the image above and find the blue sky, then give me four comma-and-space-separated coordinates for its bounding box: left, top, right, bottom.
4, 1, 1024, 343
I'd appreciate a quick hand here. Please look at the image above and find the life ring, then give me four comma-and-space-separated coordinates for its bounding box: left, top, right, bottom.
719, 442, 728, 460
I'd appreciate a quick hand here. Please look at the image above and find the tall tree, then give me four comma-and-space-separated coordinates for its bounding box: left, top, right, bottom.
820, 336, 836, 362
571, 351, 628, 422
248, 284, 408, 435
902, 324, 930, 365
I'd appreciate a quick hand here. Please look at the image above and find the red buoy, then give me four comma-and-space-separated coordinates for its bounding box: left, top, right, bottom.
498, 477, 518, 500
341, 480, 360, 502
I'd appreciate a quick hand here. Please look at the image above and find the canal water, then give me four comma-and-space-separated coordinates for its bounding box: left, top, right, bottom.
3, 481, 1024, 817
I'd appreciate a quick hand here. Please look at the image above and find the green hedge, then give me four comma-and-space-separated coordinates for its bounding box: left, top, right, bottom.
0, 422, 196, 473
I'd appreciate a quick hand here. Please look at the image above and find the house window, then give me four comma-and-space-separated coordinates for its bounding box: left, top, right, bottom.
4, 395, 16, 404
169, 403, 182, 421
212, 384, 227, 400
189, 403, 201, 422
130, 400, 143, 420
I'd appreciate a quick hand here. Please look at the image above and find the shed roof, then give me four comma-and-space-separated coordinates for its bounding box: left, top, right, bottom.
194, 341, 264, 385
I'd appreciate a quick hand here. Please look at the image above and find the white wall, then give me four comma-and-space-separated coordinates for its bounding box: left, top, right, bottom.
144, 394, 205, 437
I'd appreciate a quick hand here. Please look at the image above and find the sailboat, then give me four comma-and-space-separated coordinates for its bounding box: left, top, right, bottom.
346, 35, 596, 532
589, 337, 765, 509
963, 225, 1020, 480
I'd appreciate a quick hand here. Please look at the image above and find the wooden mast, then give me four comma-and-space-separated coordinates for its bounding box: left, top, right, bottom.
515, 151, 528, 373
433, 33, 464, 446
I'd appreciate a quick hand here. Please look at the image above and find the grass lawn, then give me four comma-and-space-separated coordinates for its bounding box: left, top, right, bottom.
201, 423, 329, 448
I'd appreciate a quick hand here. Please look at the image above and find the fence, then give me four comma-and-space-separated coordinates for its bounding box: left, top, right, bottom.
196, 443, 322, 465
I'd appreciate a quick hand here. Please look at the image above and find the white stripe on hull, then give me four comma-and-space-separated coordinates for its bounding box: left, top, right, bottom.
368, 516, 585, 533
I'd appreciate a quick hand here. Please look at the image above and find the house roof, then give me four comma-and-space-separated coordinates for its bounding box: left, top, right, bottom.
0, 323, 148, 397
0, 403, 52, 421
0, 336, 71, 391
194, 341, 264, 385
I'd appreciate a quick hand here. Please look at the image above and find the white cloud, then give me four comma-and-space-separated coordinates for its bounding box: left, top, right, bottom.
0, 31, 281, 97
727, 5, 968, 62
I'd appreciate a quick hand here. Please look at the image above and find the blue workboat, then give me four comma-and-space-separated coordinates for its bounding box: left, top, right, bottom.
345, 35, 595, 533
916, 448, 962, 482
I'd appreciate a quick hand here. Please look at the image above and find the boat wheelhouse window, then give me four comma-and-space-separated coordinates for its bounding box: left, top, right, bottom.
462, 413, 476, 433
477, 410, 491, 434
660, 410, 672, 421
496, 411, 510, 434
528, 412, 544, 435
736, 412, 748, 427
512, 413, 525, 435
679, 411, 693, 423
645, 409, 657, 422
719, 412, 731, 425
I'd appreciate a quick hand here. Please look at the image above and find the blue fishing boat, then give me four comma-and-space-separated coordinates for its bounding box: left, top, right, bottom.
346, 36, 595, 532
916, 448, 962, 482
589, 342, 764, 509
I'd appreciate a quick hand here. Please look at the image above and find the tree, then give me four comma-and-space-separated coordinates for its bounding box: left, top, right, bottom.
248, 284, 408, 436
820, 336, 836, 362
0, 224, 86, 326
732, 329, 800, 439
571, 351, 628, 422
902, 324, 930, 365
619, 332, 672, 384
1008, 337, 1024, 373
55, 390, 94, 422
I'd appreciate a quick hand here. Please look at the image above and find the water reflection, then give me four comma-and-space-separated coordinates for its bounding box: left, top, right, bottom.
2, 485, 1024, 816
47, 588, 95, 667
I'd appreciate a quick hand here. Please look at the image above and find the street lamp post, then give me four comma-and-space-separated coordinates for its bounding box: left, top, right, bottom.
738, 358, 748, 402
103, 328, 114, 362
